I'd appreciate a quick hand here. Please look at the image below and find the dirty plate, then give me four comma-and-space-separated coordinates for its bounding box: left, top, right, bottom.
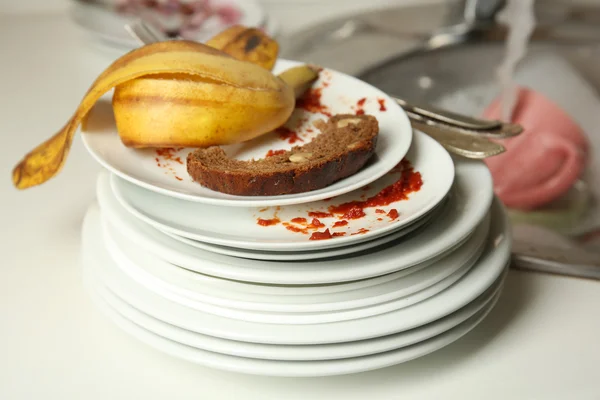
107, 130, 452, 252
81, 59, 413, 207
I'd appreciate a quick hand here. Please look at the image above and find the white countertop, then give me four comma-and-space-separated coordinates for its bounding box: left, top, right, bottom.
1, 10, 600, 400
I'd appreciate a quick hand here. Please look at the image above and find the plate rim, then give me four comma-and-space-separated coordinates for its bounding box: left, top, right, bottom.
81, 198, 511, 344
95, 158, 492, 285
81, 59, 414, 207
88, 273, 503, 361
84, 270, 504, 376
106, 130, 449, 251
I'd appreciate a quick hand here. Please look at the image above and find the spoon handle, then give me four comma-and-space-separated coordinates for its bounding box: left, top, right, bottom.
395, 97, 501, 130
395, 97, 522, 138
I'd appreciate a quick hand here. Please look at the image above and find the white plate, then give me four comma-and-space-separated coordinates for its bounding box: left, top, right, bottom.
85, 273, 503, 377
102, 216, 488, 323
96, 157, 490, 285
109, 130, 452, 251
88, 272, 503, 361
101, 210, 489, 318
81, 197, 510, 344
100, 176, 457, 297
82, 59, 414, 207
161, 200, 445, 261
70, 0, 266, 49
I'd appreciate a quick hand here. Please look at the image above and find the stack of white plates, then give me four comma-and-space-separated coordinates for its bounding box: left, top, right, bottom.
80, 60, 511, 377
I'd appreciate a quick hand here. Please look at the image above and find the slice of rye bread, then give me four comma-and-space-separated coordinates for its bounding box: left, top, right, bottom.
186, 114, 379, 196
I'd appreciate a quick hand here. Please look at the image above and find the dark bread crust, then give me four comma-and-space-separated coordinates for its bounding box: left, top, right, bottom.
186, 114, 379, 196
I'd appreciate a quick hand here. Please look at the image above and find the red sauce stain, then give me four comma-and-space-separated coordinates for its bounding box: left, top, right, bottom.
351, 228, 370, 236
257, 218, 280, 227
329, 159, 422, 216
156, 148, 184, 164
306, 128, 314, 133
284, 224, 307, 234
377, 218, 383, 221
310, 229, 332, 241
308, 211, 333, 218
259, 208, 269, 212
266, 149, 286, 158
175, 176, 183, 181
291, 217, 307, 224
377, 98, 387, 111
276, 127, 304, 144
333, 220, 348, 228
375, 209, 386, 214
387, 209, 399, 220
355, 97, 367, 116
333, 232, 346, 237
341, 205, 366, 220
311, 218, 325, 227
361, 185, 371, 192
296, 87, 332, 117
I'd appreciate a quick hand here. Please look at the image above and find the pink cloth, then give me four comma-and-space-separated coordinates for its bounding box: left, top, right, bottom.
483, 87, 589, 210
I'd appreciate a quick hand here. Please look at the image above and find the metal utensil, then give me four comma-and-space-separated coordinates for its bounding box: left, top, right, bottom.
126, 20, 520, 159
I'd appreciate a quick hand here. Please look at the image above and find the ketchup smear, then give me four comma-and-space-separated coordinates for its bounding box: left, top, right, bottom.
276, 127, 304, 144
328, 160, 423, 216
310, 229, 332, 240
296, 87, 332, 117
257, 218, 280, 226
308, 211, 333, 218
156, 148, 183, 164
266, 149, 286, 157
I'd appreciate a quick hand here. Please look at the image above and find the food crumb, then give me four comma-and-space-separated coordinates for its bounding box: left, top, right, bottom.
266, 149, 286, 157
308, 211, 333, 218
276, 127, 304, 144
341, 206, 366, 220
387, 209, 399, 220
309, 229, 333, 240
311, 218, 325, 227
257, 218, 280, 227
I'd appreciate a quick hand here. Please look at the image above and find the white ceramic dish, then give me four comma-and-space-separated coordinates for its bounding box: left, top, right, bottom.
105, 246, 477, 324
69, 0, 267, 49
100, 176, 456, 297
81, 197, 510, 344
88, 272, 503, 361
161, 199, 445, 261
85, 274, 503, 376
82, 59, 413, 207
101, 211, 489, 319
96, 157, 491, 285
109, 130, 452, 251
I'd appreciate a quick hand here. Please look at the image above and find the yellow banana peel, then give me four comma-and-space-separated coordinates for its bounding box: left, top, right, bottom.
206, 25, 279, 70
12, 40, 294, 190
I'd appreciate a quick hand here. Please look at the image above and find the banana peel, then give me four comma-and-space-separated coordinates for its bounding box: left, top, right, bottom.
206, 25, 278, 70
12, 40, 294, 190
12, 24, 321, 190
